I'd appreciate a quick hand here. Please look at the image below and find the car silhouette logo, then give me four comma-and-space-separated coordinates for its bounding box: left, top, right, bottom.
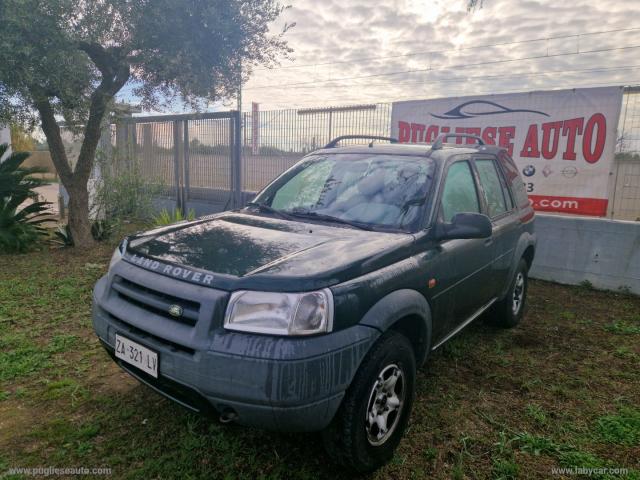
168, 304, 183, 318
430, 100, 549, 120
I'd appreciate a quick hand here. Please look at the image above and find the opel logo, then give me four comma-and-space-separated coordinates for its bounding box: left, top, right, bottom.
168, 304, 183, 318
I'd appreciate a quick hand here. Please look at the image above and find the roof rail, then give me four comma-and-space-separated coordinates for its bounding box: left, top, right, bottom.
431, 134, 485, 151
324, 135, 399, 148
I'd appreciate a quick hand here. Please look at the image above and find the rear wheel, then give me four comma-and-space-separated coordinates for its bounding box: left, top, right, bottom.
490, 258, 529, 328
322, 331, 416, 472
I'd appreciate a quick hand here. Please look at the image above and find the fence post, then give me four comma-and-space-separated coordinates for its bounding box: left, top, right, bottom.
232, 110, 242, 208
173, 120, 184, 214
183, 121, 190, 210
115, 121, 127, 170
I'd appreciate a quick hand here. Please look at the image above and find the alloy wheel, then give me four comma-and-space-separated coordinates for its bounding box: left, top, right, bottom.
512, 272, 525, 314
365, 364, 406, 446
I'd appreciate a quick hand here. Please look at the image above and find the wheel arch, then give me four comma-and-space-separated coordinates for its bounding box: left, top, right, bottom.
522, 244, 535, 270
499, 233, 536, 298
359, 289, 432, 366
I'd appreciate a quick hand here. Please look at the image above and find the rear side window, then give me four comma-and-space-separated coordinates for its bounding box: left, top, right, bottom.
511, 179, 530, 209
498, 151, 530, 208
440, 161, 480, 222
475, 159, 508, 218
497, 164, 515, 210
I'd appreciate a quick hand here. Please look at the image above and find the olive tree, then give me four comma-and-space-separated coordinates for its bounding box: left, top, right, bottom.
0, 0, 290, 247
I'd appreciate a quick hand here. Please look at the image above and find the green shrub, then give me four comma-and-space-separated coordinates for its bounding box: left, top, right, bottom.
0, 144, 53, 253
90, 219, 115, 241
92, 148, 163, 223
152, 208, 196, 226
52, 224, 74, 247
52, 219, 116, 247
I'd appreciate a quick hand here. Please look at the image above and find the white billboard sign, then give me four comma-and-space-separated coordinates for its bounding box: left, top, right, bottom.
391, 87, 623, 216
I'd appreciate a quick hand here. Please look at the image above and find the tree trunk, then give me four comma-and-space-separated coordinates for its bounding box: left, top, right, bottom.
66, 180, 94, 248
30, 47, 129, 249
32, 95, 96, 248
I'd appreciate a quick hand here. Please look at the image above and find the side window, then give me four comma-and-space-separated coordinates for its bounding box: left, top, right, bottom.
440, 161, 480, 222
475, 159, 508, 218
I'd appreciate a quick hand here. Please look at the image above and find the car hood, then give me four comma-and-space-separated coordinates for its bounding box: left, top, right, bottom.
124, 212, 414, 291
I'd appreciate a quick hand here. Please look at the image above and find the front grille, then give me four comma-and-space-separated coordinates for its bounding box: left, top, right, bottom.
112, 276, 200, 327
108, 312, 196, 355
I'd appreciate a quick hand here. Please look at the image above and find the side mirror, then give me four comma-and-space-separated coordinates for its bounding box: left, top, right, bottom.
435, 212, 492, 240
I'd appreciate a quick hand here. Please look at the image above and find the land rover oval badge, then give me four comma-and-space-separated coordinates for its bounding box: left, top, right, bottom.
168, 304, 183, 318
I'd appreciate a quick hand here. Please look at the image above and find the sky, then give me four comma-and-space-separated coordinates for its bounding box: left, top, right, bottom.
232, 0, 640, 111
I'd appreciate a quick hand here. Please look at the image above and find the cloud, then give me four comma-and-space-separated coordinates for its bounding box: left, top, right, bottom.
243, 0, 640, 110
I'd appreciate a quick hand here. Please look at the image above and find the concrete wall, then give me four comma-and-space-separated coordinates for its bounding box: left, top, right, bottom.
530, 214, 640, 294
22, 150, 55, 173
0, 125, 11, 160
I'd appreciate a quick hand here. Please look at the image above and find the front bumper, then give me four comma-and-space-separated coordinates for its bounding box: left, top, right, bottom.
92, 273, 378, 432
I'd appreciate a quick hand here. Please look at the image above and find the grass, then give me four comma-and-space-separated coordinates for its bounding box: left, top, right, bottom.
604, 320, 640, 335
596, 408, 640, 446
1, 244, 639, 479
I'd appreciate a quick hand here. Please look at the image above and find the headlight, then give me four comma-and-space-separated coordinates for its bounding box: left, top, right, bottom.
109, 239, 127, 271
224, 289, 334, 336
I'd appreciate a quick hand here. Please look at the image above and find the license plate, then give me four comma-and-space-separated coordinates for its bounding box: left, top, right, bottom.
115, 334, 158, 378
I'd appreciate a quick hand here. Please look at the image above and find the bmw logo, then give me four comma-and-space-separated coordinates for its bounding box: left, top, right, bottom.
168, 304, 183, 318
522, 165, 536, 177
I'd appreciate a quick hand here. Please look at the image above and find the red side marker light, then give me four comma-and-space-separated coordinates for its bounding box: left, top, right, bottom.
428, 278, 437, 289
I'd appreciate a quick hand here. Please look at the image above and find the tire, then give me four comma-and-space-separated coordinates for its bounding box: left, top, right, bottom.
322, 330, 416, 473
490, 258, 529, 328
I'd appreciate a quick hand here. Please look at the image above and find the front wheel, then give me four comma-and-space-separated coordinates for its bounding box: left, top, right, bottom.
322, 331, 416, 472
490, 258, 529, 328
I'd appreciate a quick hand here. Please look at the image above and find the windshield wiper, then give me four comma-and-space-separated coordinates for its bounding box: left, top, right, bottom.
246, 202, 295, 220
286, 209, 374, 231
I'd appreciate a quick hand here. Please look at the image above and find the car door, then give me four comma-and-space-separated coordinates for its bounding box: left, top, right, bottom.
435, 158, 494, 336
472, 155, 519, 297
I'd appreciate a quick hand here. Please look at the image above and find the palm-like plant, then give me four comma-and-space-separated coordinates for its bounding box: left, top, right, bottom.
0, 144, 54, 253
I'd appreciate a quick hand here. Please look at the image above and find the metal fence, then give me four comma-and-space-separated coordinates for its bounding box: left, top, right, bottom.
102, 87, 640, 219
101, 112, 241, 215
240, 103, 391, 192
611, 87, 640, 220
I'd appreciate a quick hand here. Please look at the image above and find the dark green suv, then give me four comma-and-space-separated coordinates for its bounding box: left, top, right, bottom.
92, 133, 536, 472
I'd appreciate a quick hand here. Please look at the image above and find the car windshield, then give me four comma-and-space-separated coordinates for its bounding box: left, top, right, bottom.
252, 153, 436, 231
